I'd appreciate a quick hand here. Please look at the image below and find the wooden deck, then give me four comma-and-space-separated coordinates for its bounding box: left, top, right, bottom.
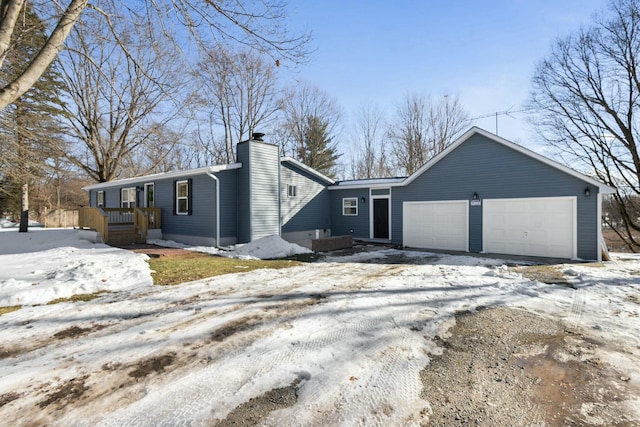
78, 207, 161, 245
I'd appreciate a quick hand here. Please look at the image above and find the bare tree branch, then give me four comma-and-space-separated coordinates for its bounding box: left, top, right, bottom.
529, 0, 640, 251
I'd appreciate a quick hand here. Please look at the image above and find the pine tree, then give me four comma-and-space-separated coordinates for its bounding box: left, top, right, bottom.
297, 115, 341, 178
0, 4, 67, 231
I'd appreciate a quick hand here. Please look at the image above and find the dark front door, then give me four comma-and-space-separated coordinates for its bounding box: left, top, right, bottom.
373, 198, 389, 239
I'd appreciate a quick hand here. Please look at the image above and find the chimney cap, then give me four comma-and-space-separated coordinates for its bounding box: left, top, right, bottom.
252, 132, 265, 141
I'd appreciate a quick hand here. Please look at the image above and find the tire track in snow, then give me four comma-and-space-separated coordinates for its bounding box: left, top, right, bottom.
83, 265, 375, 426
52, 263, 424, 426
266, 280, 432, 426
567, 287, 586, 331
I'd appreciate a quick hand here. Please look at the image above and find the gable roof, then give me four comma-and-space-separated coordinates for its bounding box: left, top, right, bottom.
281, 157, 335, 185
82, 163, 242, 191
329, 127, 617, 193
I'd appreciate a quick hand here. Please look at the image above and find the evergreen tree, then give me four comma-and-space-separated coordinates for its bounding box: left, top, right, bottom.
298, 115, 341, 178
0, 4, 67, 231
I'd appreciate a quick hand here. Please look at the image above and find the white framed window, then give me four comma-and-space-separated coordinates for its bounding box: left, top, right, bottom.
176, 180, 189, 215
287, 184, 297, 197
121, 187, 136, 208
97, 191, 104, 208
343, 197, 358, 216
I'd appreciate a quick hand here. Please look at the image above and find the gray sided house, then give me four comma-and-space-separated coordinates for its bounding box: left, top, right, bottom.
82, 137, 334, 248
81, 127, 615, 261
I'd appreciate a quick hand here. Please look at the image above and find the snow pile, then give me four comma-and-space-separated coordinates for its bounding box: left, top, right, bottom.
150, 235, 311, 259
0, 227, 95, 255
0, 228, 153, 306
223, 235, 311, 259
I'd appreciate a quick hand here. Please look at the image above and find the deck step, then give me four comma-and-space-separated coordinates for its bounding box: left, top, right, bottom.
106, 228, 145, 245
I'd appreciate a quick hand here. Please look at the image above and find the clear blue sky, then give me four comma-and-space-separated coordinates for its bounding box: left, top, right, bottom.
284, 0, 609, 151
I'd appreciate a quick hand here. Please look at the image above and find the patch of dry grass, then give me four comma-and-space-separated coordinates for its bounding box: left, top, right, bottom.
148, 252, 302, 286
0, 306, 21, 316
47, 291, 109, 305
511, 265, 573, 285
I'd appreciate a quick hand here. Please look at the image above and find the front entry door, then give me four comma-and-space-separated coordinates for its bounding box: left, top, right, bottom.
144, 183, 155, 208
144, 183, 156, 225
373, 198, 390, 239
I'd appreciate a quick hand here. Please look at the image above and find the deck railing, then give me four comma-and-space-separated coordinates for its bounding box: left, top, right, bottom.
78, 207, 161, 243
78, 207, 109, 242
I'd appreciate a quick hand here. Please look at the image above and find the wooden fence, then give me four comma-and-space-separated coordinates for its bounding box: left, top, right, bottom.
44, 209, 79, 228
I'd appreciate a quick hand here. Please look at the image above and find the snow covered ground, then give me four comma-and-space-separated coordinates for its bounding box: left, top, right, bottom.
148, 235, 312, 259
0, 228, 639, 425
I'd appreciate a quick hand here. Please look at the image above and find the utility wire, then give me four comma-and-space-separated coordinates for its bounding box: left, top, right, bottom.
470, 106, 540, 135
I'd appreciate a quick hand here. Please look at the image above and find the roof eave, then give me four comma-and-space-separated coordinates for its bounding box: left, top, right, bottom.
327, 181, 404, 190
82, 163, 243, 191
280, 157, 336, 184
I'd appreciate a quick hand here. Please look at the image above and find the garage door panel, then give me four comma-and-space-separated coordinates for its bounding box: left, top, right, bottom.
403, 201, 468, 251
483, 197, 575, 259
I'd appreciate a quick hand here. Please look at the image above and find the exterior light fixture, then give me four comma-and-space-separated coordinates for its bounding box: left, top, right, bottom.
473, 192, 478, 200
361, 196, 366, 203
584, 188, 591, 197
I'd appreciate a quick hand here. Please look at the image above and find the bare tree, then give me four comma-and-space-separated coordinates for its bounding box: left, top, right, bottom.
0, 0, 310, 110
280, 83, 342, 173
388, 93, 470, 175
118, 124, 191, 176
58, 11, 185, 182
194, 47, 281, 163
529, 0, 640, 251
350, 104, 392, 179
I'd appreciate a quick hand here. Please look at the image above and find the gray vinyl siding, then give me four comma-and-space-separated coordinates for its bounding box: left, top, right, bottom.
158, 170, 238, 240
250, 142, 280, 239
330, 189, 369, 238
236, 140, 280, 242
392, 133, 600, 259
218, 170, 238, 239
281, 162, 330, 233
89, 169, 239, 242
237, 142, 250, 243
154, 175, 212, 238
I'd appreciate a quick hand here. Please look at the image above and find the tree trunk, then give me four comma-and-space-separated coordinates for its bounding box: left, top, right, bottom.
19, 182, 28, 232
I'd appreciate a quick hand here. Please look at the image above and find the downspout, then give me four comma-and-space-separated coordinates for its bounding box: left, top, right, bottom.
206, 170, 220, 248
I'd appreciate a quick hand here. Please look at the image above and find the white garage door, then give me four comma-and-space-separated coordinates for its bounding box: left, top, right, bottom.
403, 201, 468, 251
483, 197, 576, 259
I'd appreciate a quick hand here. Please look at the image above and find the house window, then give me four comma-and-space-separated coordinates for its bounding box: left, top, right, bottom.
287, 184, 297, 197
121, 187, 136, 208
343, 198, 358, 216
176, 180, 190, 215
97, 191, 104, 208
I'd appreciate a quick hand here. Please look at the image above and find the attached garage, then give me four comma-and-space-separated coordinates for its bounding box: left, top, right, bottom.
403, 201, 468, 251
483, 197, 576, 259
330, 127, 616, 261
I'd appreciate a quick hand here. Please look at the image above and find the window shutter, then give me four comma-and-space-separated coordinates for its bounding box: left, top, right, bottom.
119, 189, 122, 208
173, 180, 177, 215
187, 178, 193, 215
103, 192, 106, 207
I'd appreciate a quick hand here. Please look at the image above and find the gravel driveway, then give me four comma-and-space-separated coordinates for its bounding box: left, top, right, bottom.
1, 247, 638, 426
